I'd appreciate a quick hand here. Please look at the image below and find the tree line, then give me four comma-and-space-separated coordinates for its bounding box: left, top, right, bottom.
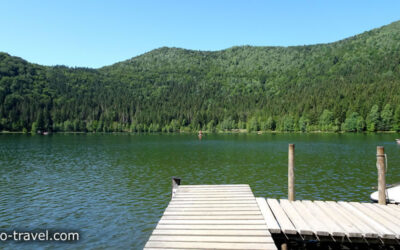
1, 21, 400, 133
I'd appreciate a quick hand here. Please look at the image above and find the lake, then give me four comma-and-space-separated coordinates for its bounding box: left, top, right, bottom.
1, 133, 399, 249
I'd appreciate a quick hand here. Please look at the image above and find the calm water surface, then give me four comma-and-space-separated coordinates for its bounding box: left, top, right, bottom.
0, 133, 399, 249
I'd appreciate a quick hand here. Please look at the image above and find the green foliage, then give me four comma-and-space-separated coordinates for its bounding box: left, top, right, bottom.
219, 117, 235, 131
366, 105, 380, 132
380, 104, 393, 131
247, 117, 259, 132
299, 116, 310, 132
1, 21, 400, 132
319, 110, 334, 131
31, 122, 37, 134
342, 112, 365, 132
393, 108, 400, 132
283, 115, 295, 132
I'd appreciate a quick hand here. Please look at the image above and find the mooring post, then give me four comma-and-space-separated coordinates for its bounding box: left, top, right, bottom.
376, 146, 386, 205
288, 144, 295, 201
172, 177, 181, 198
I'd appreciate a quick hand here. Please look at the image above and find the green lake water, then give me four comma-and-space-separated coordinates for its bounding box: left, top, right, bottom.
1, 133, 399, 249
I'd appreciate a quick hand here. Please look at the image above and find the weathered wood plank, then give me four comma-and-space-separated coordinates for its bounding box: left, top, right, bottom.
280, 199, 313, 235
165, 206, 260, 211
144, 241, 277, 249
176, 188, 251, 191
266, 198, 297, 235
164, 210, 261, 215
352, 202, 400, 238
174, 193, 253, 197
169, 200, 256, 204
149, 235, 272, 243
177, 187, 250, 191
301, 200, 345, 237
256, 197, 281, 234
167, 204, 260, 208
152, 229, 271, 236
178, 187, 251, 190
172, 197, 256, 201
338, 201, 392, 239
179, 184, 249, 188
387, 204, 400, 212
155, 224, 269, 230
314, 200, 361, 238
161, 215, 264, 220
158, 219, 267, 225
327, 201, 378, 238
371, 203, 400, 222
292, 200, 329, 236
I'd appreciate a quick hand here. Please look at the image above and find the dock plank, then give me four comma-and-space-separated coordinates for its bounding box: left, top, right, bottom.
161, 215, 264, 220
338, 201, 392, 239
164, 210, 262, 215
155, 224, 269, 230
149, 235, 272, 243
144, 241, 277, 249
256, 197, 281, 234
167, 204, 260, 208
266, 198, 297, 235
280, 199, 313, 235
293, 200, 330, 236
371, 203, 400, 223
165, 206, 260, 211
172, 197, 256, 201
301, 200, 345, 237
158, 219, 267, 225
353, 202, 400, 238
313, 200, 361, 238
152, 229, 270, 236
326, 201, 379, 238
169, 200, 256, 204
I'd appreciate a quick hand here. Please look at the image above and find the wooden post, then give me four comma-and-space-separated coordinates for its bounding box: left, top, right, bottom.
376, 146, 386, 205
288, 144, 295, 201
281, 242, 288, 250
172, 177, 181, 198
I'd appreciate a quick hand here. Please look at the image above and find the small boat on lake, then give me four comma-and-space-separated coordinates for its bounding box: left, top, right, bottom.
370, 184, 400, 204
396, 139, 400, 144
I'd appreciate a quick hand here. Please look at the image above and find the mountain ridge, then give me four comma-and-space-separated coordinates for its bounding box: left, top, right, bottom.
0, 20, 400, 132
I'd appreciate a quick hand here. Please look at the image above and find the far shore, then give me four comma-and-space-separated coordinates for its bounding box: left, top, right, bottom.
1, 130, 399, 135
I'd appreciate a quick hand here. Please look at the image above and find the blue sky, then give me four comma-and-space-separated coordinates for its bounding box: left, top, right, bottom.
1, 0, 399, 68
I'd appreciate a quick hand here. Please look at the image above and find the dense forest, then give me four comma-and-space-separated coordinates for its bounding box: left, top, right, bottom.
1, 21, 400, 133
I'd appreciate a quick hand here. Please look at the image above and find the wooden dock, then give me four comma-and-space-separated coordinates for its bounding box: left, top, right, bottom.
144, 145, 400, 249
145, 183, 400, 249
144, 184, 277, 249
258, 198, 400, 243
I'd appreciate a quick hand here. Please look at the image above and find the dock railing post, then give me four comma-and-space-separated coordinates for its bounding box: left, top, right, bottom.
172, 177, 181, 198
376, 146, 386, 205
288, 144, 295, 201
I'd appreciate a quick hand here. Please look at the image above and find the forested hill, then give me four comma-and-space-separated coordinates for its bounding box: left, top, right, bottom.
1, 21, 400, 133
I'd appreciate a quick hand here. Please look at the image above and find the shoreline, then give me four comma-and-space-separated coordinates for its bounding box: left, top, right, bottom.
1, 130, 399, 135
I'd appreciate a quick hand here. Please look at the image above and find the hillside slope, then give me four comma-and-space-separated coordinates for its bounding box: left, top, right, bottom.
1, 21, 400, 132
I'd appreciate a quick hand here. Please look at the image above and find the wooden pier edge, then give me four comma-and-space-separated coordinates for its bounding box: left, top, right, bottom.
144, 144, 400, 249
